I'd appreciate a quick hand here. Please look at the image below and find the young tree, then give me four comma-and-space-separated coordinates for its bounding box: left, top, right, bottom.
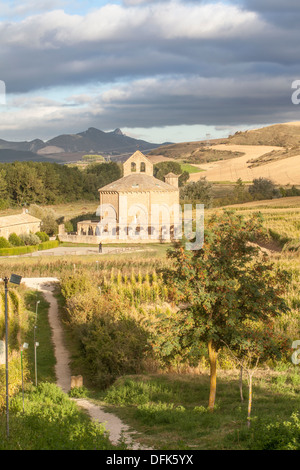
222, 322, 289, 426
158, 209, 290, 410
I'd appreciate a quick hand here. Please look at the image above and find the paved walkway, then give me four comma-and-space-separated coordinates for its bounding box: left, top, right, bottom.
21, 277, 150, 450
19, 246, 140, 258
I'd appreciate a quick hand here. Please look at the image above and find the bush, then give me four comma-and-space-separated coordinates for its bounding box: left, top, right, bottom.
0, 236, 10, 248
19, 232, 41, 246
0, 240, 60, 256
82, 315, 148, 388
35, 231, 49, 242
250, 413, 300, 450
8, 233, 25, 247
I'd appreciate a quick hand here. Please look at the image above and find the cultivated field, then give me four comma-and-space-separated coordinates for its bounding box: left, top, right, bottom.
187, 144, 300, 184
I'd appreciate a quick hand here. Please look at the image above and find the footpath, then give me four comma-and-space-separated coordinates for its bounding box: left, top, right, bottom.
22, 277, 150, 450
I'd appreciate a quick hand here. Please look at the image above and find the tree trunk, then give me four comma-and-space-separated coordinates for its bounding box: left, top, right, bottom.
208, 340, 217, 411
239, 366, 244, 402
247, 373, 253, 427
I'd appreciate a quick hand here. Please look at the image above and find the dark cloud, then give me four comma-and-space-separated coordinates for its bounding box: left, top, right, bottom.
1, 1, 300, 138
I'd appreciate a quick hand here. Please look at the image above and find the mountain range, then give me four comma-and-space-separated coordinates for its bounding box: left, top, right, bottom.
0, 128, 166, 163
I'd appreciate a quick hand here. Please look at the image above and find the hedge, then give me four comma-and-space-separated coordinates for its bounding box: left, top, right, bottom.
0, 240, 60, 256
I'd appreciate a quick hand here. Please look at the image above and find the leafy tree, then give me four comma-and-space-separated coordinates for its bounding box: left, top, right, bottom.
249, 177, 280, 200
29, 205, 58, 236
180, 177, 213, 207
232, 178, 252, 204
154, 161, 188, 187
157, 210, 290, 410
222, 321, 289, 426
0, 169, 7, 199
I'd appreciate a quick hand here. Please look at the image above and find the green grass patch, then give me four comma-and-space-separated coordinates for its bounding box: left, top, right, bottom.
0, 383, 117, 450
180, 163, 204, 174
24, 290, 56, 384
95, 372, 300, 450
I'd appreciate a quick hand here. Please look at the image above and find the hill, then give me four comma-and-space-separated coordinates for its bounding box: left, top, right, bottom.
0, 149, 55, 163
0, 128, 163, 163
149, 122, 300, 185
46, 127, 161, 155
227, 122, 300, 147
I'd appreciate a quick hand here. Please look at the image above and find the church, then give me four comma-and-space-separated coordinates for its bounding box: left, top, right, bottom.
60, 151, 181, 244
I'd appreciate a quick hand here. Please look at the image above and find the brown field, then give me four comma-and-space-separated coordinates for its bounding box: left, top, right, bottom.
187, 144, 300, 184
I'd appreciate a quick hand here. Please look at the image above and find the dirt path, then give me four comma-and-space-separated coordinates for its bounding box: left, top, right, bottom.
21, 277, 151, 450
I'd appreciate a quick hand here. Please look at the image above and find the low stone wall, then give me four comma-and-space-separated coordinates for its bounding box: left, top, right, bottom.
58, 233, 171, 244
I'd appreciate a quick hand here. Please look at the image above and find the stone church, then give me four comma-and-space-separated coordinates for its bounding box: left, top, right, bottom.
59, 151, 181, 244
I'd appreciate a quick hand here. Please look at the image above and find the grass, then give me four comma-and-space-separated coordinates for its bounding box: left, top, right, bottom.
91, 370, 300, 450
24, 290, 56, 384
0, 383, 117, 450
180, 163, 204, 174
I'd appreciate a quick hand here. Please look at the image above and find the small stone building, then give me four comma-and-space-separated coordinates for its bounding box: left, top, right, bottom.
0, 208, 41, 239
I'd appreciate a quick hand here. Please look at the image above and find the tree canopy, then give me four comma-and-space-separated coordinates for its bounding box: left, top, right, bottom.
0, 160, 121, 207
154, 210, 290, 410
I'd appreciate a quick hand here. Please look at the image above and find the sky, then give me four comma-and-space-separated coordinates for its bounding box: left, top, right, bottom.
0, 0, 300, 143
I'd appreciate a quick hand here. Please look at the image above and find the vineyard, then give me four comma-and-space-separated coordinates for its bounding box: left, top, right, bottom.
0, 285, 30, 409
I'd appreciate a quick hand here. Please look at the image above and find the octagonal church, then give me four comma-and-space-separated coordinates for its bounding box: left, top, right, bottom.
60, 151, 181, 243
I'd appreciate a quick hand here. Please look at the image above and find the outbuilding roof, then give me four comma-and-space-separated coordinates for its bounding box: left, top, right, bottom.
0, 213, 41, 229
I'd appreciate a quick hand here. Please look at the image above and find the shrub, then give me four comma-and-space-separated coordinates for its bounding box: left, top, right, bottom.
35, 231, 49, 242
19, 232, 41, 246
8, 233, 24, 247
82, 315, 148, 388
68, 386, 89, 398
250, 413, 300, 450
0, 236, 10, 248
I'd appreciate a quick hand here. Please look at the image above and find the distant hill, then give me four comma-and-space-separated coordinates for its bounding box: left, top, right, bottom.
0, 128, 163, 163
0, 149, 55, 163
147, 140, 243, 163
45, 128, 161, 155
0, 138, 45, 153
227, 122, 300, 147
149, 122, 300, 164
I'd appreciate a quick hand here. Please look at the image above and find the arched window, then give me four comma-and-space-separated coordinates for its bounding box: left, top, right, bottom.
131, 162, 136, 172
140, 162, 146, 172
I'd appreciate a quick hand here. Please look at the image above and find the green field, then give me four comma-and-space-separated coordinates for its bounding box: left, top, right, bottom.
180, 163, 204, 174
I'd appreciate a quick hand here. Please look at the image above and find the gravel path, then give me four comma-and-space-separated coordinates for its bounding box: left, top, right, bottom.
22, 277, 150, 450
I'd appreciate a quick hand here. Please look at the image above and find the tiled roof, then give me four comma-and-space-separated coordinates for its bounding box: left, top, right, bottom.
0, 213, 41, 229
99, 173, 178, 192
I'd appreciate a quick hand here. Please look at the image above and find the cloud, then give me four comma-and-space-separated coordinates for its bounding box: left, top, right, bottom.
0, 0, 300, 140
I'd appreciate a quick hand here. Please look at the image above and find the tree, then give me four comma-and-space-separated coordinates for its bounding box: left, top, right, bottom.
180, 177, 213, 207
221, 321, 289, 426
249, 177, 280, 200
29, 204, 58, 236
232, 178, 252, 204
154, 161, 188, 187
158, 209, 290, 410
